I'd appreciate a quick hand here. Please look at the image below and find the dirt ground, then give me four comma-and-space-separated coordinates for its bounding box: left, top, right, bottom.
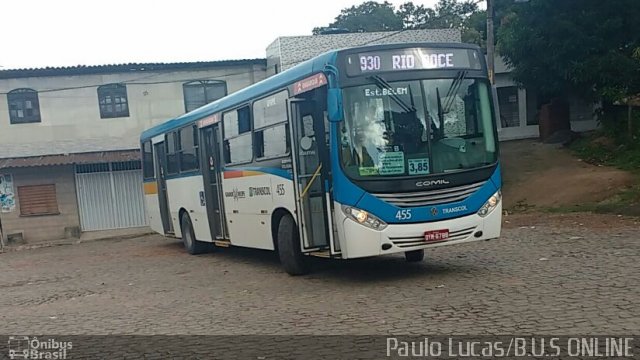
500, 139, 635, 211
502, 211, 639, 230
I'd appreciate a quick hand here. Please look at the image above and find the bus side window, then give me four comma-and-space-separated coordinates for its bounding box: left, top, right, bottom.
178, 125, 199, 172
166, 132, 179, 175
142, 141, 154, 179
253, 90, 289, 160
255, 123, 289, 159
223, 106, 253, 164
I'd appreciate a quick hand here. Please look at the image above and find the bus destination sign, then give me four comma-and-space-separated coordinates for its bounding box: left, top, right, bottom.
345, 48, 481, 76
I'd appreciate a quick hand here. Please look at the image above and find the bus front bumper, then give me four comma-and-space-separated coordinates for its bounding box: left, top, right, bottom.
336, 203, 502, 259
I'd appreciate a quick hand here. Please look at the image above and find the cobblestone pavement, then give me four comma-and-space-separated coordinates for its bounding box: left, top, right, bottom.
0, 214, 638, 335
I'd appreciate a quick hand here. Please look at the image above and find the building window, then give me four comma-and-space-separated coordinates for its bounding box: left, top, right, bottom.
98, 84, 129, 118
223, 106, 252, 164
178, 125, 199, 172
18, 184, 59, 216
497, 86, 520, 128
183, 80, 226, 112
142, 141, 155, 179
8, 88, 41, 124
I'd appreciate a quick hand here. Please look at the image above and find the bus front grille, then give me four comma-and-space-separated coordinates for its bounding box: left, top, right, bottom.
372, 181, 486, 208
389, 227, 476, 248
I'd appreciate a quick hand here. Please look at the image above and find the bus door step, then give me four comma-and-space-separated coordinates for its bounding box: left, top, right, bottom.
214, 240, 231, 248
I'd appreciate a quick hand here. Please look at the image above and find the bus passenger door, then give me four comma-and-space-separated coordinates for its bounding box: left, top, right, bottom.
154, 142, 173, 234
201, 125, 226, 240
290, 100, 332, 251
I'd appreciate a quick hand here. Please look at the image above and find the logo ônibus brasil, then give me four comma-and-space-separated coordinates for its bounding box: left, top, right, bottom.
8, 336, 72, 360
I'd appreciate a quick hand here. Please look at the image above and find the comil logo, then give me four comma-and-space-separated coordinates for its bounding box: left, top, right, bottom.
416, 179, 450, 187
7, 336, 72, 359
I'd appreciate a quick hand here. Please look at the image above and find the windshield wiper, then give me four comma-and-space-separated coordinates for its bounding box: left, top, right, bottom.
435, 87, 444, 138
434, 70, 468, 139
443, 70, 468, 113
367, 75, 416, 114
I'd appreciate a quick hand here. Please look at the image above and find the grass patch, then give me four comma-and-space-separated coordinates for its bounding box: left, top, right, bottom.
564, 133, 640, 215
570, 132, 640, 172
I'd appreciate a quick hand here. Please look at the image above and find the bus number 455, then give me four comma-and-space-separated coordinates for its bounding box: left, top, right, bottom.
395, 209, 412, 220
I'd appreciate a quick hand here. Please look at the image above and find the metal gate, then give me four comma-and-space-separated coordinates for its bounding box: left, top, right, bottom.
75, 161, 148, 231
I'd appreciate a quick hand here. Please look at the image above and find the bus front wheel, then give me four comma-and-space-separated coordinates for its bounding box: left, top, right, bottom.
405, 249, 425, 262
180, 214, 209, 255
277, 215, 310, 276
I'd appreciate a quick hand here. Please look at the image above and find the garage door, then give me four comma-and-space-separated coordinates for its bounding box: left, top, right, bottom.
75, 161, 148, 231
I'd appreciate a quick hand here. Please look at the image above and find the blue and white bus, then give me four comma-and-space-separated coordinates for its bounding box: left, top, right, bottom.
140, 43, 502, 275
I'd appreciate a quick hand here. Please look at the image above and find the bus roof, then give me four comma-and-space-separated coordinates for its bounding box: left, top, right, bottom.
140, 50, 338, 141
140, 42, 479, 142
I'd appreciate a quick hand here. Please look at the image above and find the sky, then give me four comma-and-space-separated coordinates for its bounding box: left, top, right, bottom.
0, 0, 442, 70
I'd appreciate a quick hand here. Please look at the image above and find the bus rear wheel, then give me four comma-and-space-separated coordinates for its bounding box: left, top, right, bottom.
181, 214, 210, 255
277, 214, 310, 276
405, 249, 425, 262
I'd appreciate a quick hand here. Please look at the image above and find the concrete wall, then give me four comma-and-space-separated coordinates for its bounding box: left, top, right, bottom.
1, 165, 80, 243
0, 64, 267, 158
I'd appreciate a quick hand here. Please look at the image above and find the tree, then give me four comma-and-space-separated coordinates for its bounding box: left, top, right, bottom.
498, 0, 640, 104
313, 0, 483, 47
313, 1, 403, 35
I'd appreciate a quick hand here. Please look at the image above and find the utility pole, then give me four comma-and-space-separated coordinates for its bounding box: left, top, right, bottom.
487, 0, 495, 84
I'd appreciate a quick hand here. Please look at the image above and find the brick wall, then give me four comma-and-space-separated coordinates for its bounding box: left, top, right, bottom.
0, 165, 80, 243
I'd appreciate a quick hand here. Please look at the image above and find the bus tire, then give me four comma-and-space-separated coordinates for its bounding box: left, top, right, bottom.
181, 214, 209, 255
277, 215, 309, 276
405, 249, 425, 262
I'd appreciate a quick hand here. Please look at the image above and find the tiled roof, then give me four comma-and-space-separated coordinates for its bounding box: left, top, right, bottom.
0, 137, 140, 159
0, 59, 267, 79
0, 150, 140, 169
267, 29, 462, 71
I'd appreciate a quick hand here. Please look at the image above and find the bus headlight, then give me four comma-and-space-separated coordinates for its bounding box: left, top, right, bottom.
477, 190, 502, 217
341, 205, 387, 231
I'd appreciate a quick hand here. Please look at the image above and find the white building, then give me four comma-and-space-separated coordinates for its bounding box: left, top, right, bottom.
0, 60, 266, 242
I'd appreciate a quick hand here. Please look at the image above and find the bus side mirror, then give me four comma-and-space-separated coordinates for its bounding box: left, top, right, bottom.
327, 88, 344, 122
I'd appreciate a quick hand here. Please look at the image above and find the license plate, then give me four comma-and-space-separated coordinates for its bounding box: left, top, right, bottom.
424, 229, 449, 242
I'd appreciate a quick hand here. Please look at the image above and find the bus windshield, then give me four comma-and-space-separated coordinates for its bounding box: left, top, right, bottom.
339, 75, 497, 180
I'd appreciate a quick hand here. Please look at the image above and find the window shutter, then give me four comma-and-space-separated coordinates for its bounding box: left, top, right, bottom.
18, 184, 59, 216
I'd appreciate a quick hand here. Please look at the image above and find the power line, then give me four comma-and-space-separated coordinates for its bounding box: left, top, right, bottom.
0, 68, 264, 95
2, 30, 412, 95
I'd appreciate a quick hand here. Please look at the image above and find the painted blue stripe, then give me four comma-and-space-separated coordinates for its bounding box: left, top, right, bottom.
223, 166, 294, 180
356, 167, 500, 223
333, 158, 501, 223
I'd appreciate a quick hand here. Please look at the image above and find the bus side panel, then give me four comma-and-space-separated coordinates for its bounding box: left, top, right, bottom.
143, 180, 165, 235
221, 171, 296, 250
165, 175, 212, 242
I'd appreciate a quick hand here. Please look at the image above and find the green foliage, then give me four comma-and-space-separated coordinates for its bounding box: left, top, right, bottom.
313, 0, 483, 46
564, 125, 640, 215
571, 130, 640, 172
497, 0, 640, 102
312, 1, 403, 34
